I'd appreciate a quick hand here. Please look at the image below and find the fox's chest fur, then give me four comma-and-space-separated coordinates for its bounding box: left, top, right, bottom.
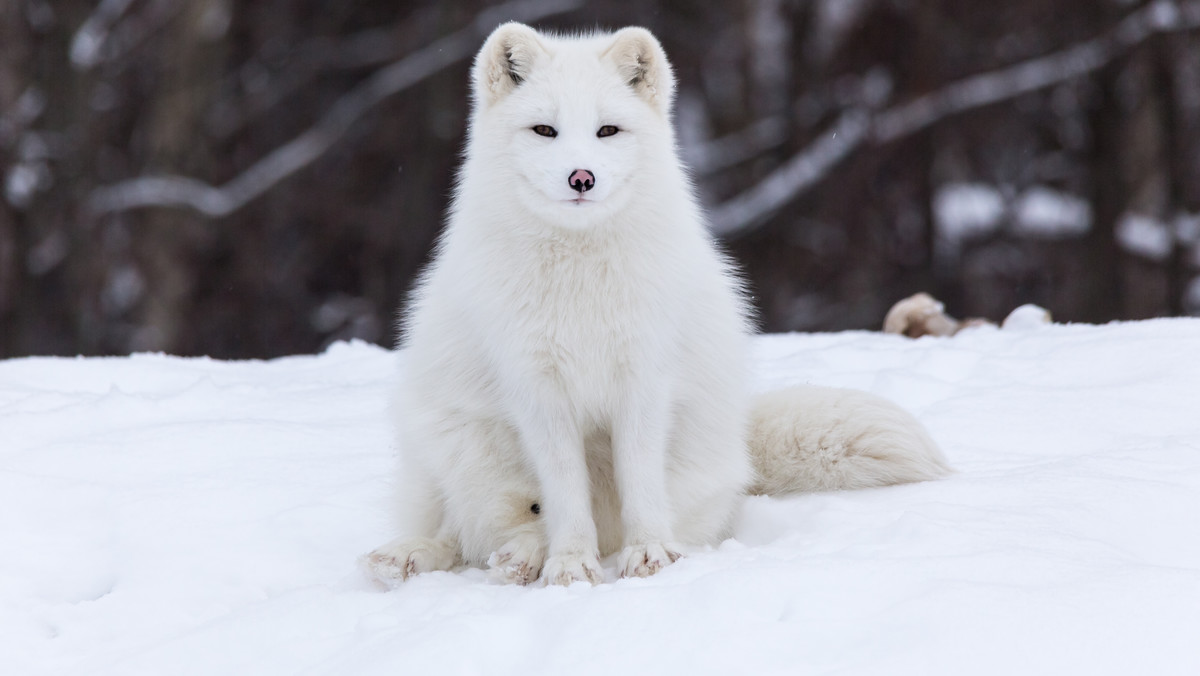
446, 219, 683, 418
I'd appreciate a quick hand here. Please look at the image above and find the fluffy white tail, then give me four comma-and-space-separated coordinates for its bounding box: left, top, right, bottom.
747, 385, 951, 494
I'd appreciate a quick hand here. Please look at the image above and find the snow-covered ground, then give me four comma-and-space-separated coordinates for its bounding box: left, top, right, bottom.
3, 320, 1199, 675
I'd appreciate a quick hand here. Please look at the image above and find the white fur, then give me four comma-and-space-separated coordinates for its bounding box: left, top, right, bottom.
747, 386, 951, 494
364, 24, 949, 587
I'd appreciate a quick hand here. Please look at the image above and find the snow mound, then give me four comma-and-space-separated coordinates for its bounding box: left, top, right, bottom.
3, 323, 1199, 675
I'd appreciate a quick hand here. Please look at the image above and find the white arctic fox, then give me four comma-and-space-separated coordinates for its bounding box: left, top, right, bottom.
365, 23, 949, 587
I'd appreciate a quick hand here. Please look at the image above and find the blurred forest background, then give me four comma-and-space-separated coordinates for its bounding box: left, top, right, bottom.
2, 0, 1200, 358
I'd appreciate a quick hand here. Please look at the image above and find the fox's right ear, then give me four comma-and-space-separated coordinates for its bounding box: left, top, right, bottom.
603, 27, 675, 116
472, 22, 545, 107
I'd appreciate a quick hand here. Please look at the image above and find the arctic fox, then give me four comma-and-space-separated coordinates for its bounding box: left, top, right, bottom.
365, 23, 949, 587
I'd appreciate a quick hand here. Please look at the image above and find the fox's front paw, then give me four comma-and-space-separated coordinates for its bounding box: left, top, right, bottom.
487, 533, 546, 585
542, 551, 603, 586
362, 537, 456, 584
617, 542, 683, 579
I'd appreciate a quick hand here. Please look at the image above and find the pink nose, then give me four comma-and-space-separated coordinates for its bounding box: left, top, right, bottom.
568, 169, 595, 193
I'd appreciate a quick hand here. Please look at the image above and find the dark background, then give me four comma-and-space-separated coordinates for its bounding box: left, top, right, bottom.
2, 0, 1198, 358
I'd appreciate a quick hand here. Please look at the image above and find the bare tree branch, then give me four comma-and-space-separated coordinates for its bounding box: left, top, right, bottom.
873, 0, 1197, 142
205, 7, 445, 140
87, 0, 584, 218
0, 87, 46, 147
687, 68, 892, 176
709, 0, 1200, 238
683, 115, 788, 175
70, 0, 138, 69
708, 111, 870, 238
72, 0, 188, 74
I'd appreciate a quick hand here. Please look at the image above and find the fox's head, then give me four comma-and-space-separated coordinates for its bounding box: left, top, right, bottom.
464, 23, 678, 228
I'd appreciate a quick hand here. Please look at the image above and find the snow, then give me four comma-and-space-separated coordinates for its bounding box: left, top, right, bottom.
1150, 0, 1183, 29
931, 183, 1093, 259
4, 163, 41, 208
932, 182, 1003, 261
4, 322, 1200, 675
69, 0, 137, 70
932, 182, 1004, 242
811, 0, 872, 61
1117, 212, 1174, 261
1177, 212, 1200, 246
1000, 303, 1052, 329
1013, 186, 1092, 238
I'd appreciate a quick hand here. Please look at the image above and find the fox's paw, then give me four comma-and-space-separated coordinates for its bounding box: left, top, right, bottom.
487, 533, 546, 585
362, 537, 456, 584
542, 551, 603, 586
617, 542, 683, 579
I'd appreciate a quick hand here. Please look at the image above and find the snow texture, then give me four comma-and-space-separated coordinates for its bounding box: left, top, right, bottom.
3, 322, 1200, 675
1117, 212, 1174, 261
1000, 303, 1052, 330
933, 182, 1005, 243
1013, 186, 1092, 238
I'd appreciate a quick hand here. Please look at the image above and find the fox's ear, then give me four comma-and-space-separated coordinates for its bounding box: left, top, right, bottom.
473, 22, 545, 107
604, 27, 675, 115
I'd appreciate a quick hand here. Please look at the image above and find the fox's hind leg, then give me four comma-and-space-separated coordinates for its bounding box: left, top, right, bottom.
425, 412, 549, 585
363, 466, 458, 583
486, 522, 546, 586
364, 531, 457, 583
366, 407, 550, 585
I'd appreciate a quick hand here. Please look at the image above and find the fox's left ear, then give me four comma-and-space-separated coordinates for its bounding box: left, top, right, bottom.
603, 27, 675, 116
473, 22, 546, 108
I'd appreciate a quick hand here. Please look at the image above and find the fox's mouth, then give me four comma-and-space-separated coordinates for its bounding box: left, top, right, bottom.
566, 197, 593, 205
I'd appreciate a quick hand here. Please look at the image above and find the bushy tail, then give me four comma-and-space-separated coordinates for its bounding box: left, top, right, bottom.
747, 385, 951, 495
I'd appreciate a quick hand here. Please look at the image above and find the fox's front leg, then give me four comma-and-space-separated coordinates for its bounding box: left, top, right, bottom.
612, 382, 683, 578
512, 401, 603, 586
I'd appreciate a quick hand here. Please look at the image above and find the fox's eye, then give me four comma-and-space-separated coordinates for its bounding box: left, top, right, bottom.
532, 125, 557, 138
597, 125, 619, 138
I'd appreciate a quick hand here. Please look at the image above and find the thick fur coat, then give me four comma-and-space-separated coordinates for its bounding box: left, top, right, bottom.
365, 23, 949, 587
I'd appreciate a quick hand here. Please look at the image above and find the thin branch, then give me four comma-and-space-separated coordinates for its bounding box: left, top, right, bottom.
0, 87, 47, 147
708, 111, 870, 238
87, 0, 584, 218
205, 8, 445, 140
71, 0, 186, 74
687, 68, 892, 176
710, 0, 1200, 238
70, 0, 138, 70
683, 116, 788, 175
872, 0, 1192, 142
